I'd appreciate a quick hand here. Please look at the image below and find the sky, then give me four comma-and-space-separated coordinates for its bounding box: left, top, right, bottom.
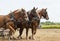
0, 0, 60, 22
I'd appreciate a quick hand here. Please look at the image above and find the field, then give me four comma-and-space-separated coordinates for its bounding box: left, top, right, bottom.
42, 25, 60, 29
0, 29, 60, 41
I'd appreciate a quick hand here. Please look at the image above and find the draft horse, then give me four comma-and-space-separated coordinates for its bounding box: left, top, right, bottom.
18, 7, 49, 40
17, 7, 39, 39
0, 8, 28, 36
29, 8, 49, 39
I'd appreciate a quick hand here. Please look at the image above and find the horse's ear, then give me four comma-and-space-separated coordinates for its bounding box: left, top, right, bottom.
32, 7, 35, 10
21, 8, 25, 12
45, 8, 47, 10
35, 7, 38, 10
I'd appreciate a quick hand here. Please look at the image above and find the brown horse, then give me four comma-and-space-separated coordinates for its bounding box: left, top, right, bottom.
17, 7, 39, 39
29, 8, 49, 39
19, 8, 49, 40
0, 8, 28, 36
37, 8, 49, 20
26, 7, 40, 39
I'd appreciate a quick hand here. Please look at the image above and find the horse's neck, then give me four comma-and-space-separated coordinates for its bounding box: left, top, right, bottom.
27, 12, 32, 21
36, 10, 41, 25
37, 10, 43, 19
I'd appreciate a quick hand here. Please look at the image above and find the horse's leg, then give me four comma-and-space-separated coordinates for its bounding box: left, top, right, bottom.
8, 25, 15, 33
6, 22, 15, 35
32, 27, 34, 40
32, 22, 38, 37
33, 26, 37, 35
9, 30, 13, 39
18, 28, 24, 39
26, 28, 29, 40
29, 26, 37, 40
29, 28, 34, 40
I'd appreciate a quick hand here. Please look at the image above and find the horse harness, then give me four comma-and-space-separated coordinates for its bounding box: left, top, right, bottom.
0, 13, 17, 29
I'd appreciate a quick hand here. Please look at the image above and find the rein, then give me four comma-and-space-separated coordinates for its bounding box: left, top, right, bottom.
9, 13, 17, 29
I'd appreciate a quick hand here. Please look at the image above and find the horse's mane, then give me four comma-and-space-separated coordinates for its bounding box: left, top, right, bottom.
13, 8, 26, 14
36, 9, 42, 14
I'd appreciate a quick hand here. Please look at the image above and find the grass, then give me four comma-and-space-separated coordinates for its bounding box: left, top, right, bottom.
41, 25, 60, 29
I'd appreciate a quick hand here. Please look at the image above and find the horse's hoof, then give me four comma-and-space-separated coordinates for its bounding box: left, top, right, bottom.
9, 37, 13, 40
18, 37, 22, 39
10, 37, 12, 40
29, 36, 31, 39
20, 37, 22, 39
29, 36, 35, 40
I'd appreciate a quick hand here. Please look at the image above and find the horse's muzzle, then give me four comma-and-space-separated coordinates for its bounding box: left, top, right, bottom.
46, 17, 49, 20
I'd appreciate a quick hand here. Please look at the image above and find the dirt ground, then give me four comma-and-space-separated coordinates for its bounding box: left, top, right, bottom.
0, 29, 60, 41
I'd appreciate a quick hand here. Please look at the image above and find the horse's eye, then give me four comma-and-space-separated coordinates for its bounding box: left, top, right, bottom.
45, 12, 47, 14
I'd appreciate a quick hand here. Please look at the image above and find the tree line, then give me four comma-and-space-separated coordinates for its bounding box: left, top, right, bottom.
41, 21, 60, 25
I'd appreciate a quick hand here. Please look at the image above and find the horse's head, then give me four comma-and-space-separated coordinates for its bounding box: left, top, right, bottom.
30, 7, 38, 17
37, 8, 49, 20
27, 7, 39, 20
20, 8, 27, 18
12, 9, 28, 21
20, 8, 29, 20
